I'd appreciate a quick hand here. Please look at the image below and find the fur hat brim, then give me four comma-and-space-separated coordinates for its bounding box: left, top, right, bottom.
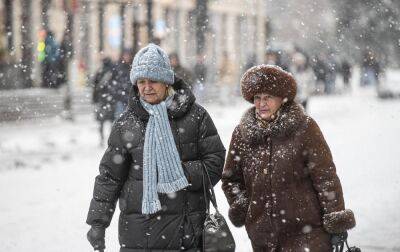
323, 209, 356, 234
240, 64, 297, 103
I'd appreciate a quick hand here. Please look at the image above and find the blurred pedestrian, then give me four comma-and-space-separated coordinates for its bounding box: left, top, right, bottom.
58, 32, 74, 120
114, 49, 133, 119
57, 32, 73, 88
169, 52, 195, 89
42, 30, 60, 88
193, 54, 207, 84
311, 55, 328, 94
291, 52, 314, 110
265, 49, 289, 71
361, 51, 380, 87
91, 57, 117, 146
222, 65, 356, 251
193, 54, 208, 101
86, 43, 225, 252
0, 48, 8, 89
341, 59, 352, 91
217, 51, 238, 105
325, 53, 338, 94
265, 49, 280, 66
244, 54, 257, 73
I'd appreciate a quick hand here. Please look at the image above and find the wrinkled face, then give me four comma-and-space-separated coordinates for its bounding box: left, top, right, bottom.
137, 79, 167, 104
254, 93, 283, 121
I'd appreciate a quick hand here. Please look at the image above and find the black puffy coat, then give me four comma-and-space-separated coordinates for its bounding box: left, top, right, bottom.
86, 77, 226, 251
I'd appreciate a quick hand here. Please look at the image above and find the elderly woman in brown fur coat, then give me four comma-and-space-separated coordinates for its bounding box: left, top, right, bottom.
222, 65, 356, 251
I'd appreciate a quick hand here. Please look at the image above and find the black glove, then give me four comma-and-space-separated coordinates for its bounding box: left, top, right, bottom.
331, 231, 348, 251
228, 195, 249, 227
87, 225, 105, 251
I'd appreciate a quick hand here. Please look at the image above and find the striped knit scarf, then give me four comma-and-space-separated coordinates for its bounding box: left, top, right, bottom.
140, 96, 189, 214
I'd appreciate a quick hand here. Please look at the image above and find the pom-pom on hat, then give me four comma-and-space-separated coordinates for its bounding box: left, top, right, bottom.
240, 64, 297, 103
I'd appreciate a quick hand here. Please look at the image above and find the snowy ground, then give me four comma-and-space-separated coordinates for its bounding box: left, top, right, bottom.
1, 82, 400, 251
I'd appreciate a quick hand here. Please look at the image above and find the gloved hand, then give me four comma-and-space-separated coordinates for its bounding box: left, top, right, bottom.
331, 231, 348, 251
87, 225, 105, 251
228, 195, 249, 227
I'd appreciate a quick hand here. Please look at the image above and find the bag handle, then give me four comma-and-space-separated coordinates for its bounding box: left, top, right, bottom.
202, 166, 219, 213
333, 238, 361, 252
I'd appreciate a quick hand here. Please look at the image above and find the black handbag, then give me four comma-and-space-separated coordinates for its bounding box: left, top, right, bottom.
202, 167, 236, 252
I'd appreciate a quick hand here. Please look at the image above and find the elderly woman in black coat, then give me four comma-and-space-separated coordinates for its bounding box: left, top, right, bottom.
86, 44, 225, 251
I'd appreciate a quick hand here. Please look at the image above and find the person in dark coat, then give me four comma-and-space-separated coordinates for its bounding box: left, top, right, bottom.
325, 54, 338, 94
361, 50, 381, 87
193, 54, 207, 84
169, 52, 195, 90
311, 55, 328, 94
92, 57, 117, 146
192, 54, 208, 102
0, 48, 9, 89
222, 65, 356, 251
57, 32, 73, 87
86, 43, 225, 252
42, 30, 60, 88
114, 49, 133, 118
57, 32, 74, 120
264, 50, 289, 72
341, 59, 352, 90
244, 54, 257, 74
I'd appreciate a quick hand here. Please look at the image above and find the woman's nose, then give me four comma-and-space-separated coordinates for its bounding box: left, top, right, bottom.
143, 82, 152, 89
260, 100, 268, 107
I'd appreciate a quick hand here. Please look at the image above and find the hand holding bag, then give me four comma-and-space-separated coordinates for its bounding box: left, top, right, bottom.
202, 167, 236, 252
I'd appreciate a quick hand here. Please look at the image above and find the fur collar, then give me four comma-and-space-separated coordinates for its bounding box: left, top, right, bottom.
127, 76, 195, 121
239, 101, 306, 144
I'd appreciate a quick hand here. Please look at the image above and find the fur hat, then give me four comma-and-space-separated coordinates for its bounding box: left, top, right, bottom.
130, 43, 174, 85
240, 64, 297, 103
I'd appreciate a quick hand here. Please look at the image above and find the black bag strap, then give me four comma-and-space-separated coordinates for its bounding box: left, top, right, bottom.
333, 239, 361, 252
202, 166, 219, 214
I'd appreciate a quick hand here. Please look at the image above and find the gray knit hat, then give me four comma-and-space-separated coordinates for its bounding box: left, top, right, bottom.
130, 43, 174, 85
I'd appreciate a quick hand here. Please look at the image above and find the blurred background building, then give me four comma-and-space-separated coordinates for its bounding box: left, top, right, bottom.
0, 0, 268, 89
1, 0, 399, 121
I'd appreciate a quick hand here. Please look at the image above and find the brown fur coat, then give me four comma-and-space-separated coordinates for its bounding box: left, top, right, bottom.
222, 101, 355, 250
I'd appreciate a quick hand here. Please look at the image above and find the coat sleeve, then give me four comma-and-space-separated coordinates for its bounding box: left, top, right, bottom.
86, 123, 130, 228
182, 109, 225, 191
304, 117, 356, 234
221, 126, 249, 227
